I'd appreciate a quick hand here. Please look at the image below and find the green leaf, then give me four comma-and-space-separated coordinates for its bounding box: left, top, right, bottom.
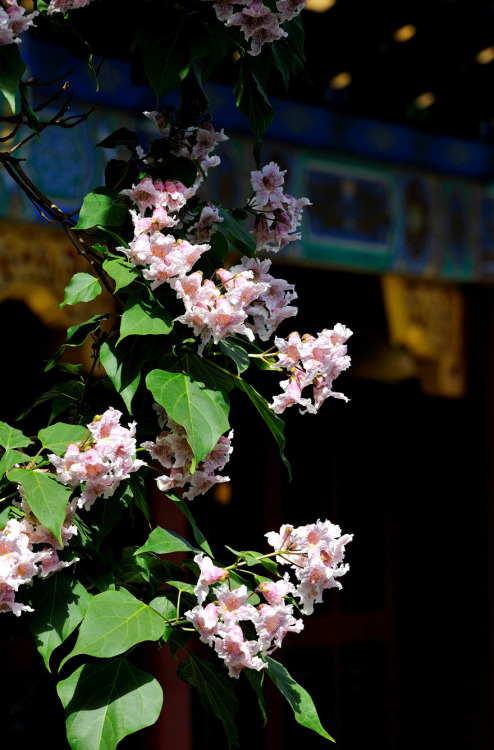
285, 14, 306, 62
168, 492, 213, 556
160, 352, 234, 394
74, 192, 128, 231
0, 449, 30, 478
265, 656, 334, 742
96, 128, 138, 150
271, 38, 294, 97
0, 421, 32, 450
137, 13, 191, 101
146, 368, 230, 464
17, 380, 84, 422
44, 314, 111, 371
136, 526, 200, 556
8, 469, 73, 544
244, 668, 267, 725
59, 273, 102, 309
29, 573, 92, 672
85, 483, 131, 548
60, 588, 166, 668
235, 379, 291, 479
178, 654, 239, 748
225, 547, 278, 575
216, 206, 256, 258
219, 340, 249, 374
57, 658, 163, 750
0, 504, 12, 528
164, 580, 196, 595
103, 258, 139, 292
19, 81, 41, 139
100, 335, 157, 413
128, 474, 151, 523
234, 62, 274, 139
118, 290, 173, 344
0, 44, 25, 114
149, 591, 177, 618
38, 423, 88, 455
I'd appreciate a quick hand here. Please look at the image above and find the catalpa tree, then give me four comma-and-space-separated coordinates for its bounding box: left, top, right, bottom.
0, 2, 353, 748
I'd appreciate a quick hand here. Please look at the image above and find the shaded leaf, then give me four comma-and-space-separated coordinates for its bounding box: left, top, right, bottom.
59, 273, 102, 309
96, 128, 138, 150
235, 379, 291, 479
244, 668, 267, 725
219, 340, 249, 374
136, 9, 190, 101
0, 44, 25, 113
17, 380, 84, 421
45, 314, 111, 371
100, 335, 157, 413
57, 658, 163, 750
178, 654, 239, 748
234, 62, 274, 139
168, 492, 213, 556
29, 573, 92, 671
128, 474, 151, 523
265, 656, 334, 741
216, 206, 256, 258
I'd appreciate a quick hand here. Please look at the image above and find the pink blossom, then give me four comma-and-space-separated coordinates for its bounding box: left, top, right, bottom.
213, 583, 258, 624
46, 0, 94, 14
184, 602, 220, 645
144, 411, 233, 501
276, 0, 306, 22
194, 553, 228, 604
213, 623, 265, 678
251, 162, 286, 208
255, 601, 304, 652
257, 572, 293, 605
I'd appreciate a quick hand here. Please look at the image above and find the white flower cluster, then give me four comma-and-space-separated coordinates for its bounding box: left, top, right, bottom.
0, 500, 77, 616
185, 518, 352, 678
203, 0, 306, 56
49, 407, 144, 510
270, 325, 352, 414
142, 405, 233, 501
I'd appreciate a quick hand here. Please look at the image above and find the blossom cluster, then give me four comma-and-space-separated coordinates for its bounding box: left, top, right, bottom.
270, 325, 352, 414
117, 120, 227, 291
266, 519, 353, 614
117, 116, 308, 355
50, 407, 144, 509
142, 405, 233, 500
185, 517, 351, 678
0, 500, 77, 616
0, 0, 38, 45
250, 162, 311, 253
203, 0, 306, 56
185, 555, 303, 678
215, 256, 297, 341
0, 0, 95, 45
45, 0, 94, 14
